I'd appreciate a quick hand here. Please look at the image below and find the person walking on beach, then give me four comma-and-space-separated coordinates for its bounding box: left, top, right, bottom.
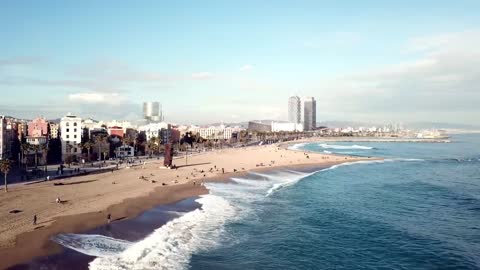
33, 215, 37, 225
107, 214, 111, 223
222, 168, 225, 174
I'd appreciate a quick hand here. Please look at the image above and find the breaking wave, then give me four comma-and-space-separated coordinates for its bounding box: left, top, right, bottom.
52, 234, 132, 257
318, 143, 374, 150
88, 195, 236, 270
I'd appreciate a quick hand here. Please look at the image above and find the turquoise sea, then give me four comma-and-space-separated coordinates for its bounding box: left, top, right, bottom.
12, 134, 480, 269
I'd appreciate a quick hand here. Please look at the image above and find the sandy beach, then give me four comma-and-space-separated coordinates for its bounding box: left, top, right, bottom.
0, 144, 372, 269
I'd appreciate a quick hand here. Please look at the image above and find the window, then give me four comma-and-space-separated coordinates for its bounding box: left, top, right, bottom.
73, 148, 77, 153
66, 128, 69, 132
66, 135, 69, 139
74, 122, 77, 126
74, 128, 77, 132
74, 135, 77, 139
66, 122, 70, 126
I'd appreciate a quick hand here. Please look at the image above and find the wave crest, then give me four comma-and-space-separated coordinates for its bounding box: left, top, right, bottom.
89, 195, 236, 270
318, 143, 374, 150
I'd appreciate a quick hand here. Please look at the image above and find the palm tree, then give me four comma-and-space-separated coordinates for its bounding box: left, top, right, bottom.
147, 137, 159, 156
123, 136, 133, 147
94, 135, 108, 161
42, 144, 48, 176
65, 143, 73, 166
80, 141, 93, 162
30, 144, 41, 169
20, 143, 29, 170
0, 159, 11, 192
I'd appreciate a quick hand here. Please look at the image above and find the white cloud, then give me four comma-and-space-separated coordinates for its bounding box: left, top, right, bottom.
68, 92, 126, 105
191, 72, 214, 80
306, 30, 480, 124
239, 65, 253, 72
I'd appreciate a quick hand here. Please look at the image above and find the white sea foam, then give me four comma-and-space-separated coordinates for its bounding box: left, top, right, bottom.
89, 195, 237, 270
318, 143, 373, 150
288, 142, 307, 150
60, 153, 426, 269
52, 234, 132, 257
265, 171, 316, 197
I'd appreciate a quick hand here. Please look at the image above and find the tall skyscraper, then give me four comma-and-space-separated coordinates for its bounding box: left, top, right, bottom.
288, 96, 301, 124
303, 97, 316, 131
143, 102, 163, 122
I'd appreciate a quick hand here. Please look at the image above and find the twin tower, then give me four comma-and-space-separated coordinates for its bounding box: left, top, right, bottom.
288, 96, 316, 131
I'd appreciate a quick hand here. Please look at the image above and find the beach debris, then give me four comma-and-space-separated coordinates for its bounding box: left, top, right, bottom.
9, 210, 22, 214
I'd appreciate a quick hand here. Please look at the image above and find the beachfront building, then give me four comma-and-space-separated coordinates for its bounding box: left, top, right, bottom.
271, 121, 304, 132
0, 116, 7, 160
288, 96, 301, 124
82, 118, 102, 131
114, 144, 135, 158
248, 121, 272, 132
26, 117, 50, 164
304, 97, 317, 131
49, 123, 59, 139
160, 125, 181, 144
106, 120, 134, 133
60, 113, 82, 162
108, 126, 124, 138
16, 121, 28, 141
28, 117, 49, 137
191, 125, 235, 140
138, 122, 169, 141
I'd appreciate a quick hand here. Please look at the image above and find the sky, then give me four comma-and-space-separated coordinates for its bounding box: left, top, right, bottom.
0, 0, 479, 125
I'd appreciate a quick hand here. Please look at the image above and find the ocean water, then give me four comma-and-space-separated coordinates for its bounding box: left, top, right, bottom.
15, 134, 480, 269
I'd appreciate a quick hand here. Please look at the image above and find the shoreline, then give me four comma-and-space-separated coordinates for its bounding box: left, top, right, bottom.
281, 136, 451, 145
1, 183, 208, 270
0, 144, 376, 269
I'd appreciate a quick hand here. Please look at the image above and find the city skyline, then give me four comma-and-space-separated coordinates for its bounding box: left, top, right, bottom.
1, 1, 480, 125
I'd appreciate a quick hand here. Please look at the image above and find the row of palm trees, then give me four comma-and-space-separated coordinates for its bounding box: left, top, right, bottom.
20, 142, 48, 170
75, 135, 108, 163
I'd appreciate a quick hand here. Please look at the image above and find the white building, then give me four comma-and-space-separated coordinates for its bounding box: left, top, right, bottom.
60, 113, 82, 161
26, 136, 48, 145
138, 122, 169, 141
271, 122, 304, 132
288, 96, 301, 124
115, 144, 135, 158
82, 118, 102, 131
191, 125, 237, 140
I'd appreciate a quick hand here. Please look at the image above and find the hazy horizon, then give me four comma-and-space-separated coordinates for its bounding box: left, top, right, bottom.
1, 1, 479, 125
